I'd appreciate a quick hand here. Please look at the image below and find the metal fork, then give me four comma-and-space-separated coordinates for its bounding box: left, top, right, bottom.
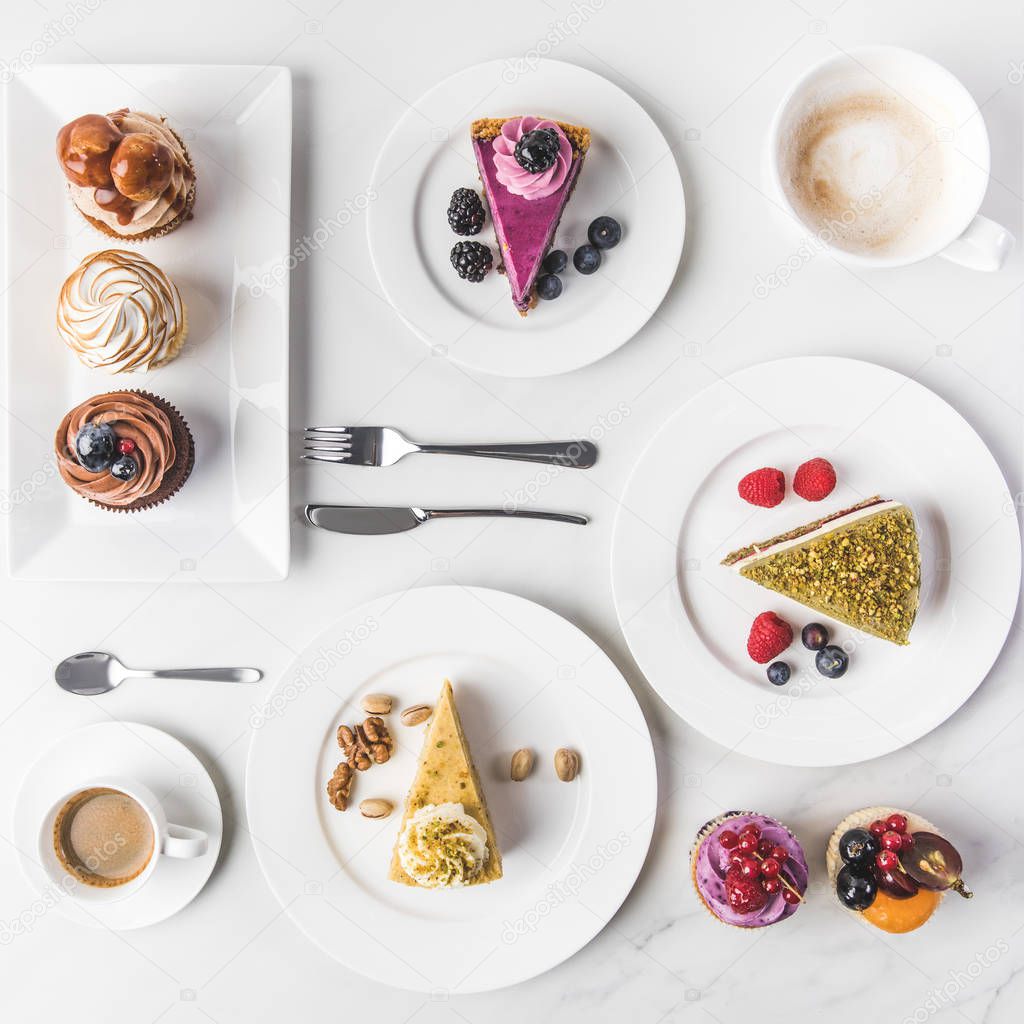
302, 426, 598, 468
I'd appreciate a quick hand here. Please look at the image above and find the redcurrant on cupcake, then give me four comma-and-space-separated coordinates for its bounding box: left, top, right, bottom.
54, 391, 194, 512
691, 812, 808, 927
826, 806, 972, 934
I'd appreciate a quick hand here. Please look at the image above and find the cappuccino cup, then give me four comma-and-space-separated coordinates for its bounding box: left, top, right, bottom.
39, 776, 208, 904
768, 46, 1013, 270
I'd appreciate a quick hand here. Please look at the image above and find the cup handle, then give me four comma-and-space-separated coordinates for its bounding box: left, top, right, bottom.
162, 823, 208, 859
939, 214, 1014, 271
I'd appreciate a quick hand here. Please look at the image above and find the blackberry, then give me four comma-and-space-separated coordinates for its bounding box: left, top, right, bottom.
514, 128, 560, 173
447, 188, 485, 236
450, 241, 492, 282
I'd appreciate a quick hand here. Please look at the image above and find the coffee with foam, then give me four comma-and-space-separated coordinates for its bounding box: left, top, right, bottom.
779, 88, 953, 258
53, 787, 155, 887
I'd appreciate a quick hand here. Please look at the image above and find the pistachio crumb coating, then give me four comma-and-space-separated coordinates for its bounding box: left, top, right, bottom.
736, 506, 920, 645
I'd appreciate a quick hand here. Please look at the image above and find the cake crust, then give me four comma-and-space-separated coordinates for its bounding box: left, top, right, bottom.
470, 116, 591, 155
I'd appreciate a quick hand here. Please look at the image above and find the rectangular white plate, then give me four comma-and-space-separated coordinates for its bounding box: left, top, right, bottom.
4, 64, 291, 581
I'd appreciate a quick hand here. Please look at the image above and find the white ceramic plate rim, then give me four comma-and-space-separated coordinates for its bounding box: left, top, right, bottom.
611, 356, 1021, 766
246, 586, 657, 993
367, 58, 685, 378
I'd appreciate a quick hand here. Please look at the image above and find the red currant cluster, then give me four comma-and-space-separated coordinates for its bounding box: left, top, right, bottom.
869, 813, 914, 874
719, 823, 802, 914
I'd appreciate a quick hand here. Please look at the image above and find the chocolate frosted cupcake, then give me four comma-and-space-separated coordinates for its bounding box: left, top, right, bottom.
55, 391, 194, 511
691, 812, 808, 928
56, 109, 196, 240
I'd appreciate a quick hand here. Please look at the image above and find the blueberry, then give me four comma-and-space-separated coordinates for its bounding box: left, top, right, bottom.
801, 622, 830, 650
838, 828, 879, 868
588, 216, 622, 250
766, 661, 790, 686
836, 863, 877, 911
543, 249, 568, 274
573, 244, 601, 275
74, 422, 116, 473
815, 644, 849, 679
109, 454, 138, 482
536, 274, 562, 300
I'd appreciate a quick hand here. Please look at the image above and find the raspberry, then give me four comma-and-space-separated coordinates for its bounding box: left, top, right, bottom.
746, 611, 793, 664
725, 865, 768, 914
793, 458, 836, 502
738, 467, 785, 508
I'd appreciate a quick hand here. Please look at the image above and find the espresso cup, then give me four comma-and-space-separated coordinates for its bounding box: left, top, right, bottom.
768, 46, 1013, 271
39, 776, 208, 904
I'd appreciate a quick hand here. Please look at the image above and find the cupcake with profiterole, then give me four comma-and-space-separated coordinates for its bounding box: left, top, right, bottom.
691, 812, 808, 927
827, 806, 972, 934
56, 109, 196, 240
55, 391, 194, 512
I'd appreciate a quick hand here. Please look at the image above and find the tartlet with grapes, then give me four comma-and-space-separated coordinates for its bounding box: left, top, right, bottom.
827, 807, 972, 934
691, 812, 808, 928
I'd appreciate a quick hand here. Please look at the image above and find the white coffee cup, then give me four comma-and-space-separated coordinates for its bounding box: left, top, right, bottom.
39, 776, 208, 904
768, 46, 1013, 271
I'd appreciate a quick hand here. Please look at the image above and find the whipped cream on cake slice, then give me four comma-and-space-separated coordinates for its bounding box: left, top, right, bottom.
722, 497, 921, 645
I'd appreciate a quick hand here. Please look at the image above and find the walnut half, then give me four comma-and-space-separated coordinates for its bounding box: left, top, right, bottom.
326, 762, 354, 811
338, 716, 394, 771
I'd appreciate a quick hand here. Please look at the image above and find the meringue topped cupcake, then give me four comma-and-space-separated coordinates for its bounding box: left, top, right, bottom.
56, 109, 196, 240
691, 812, 808, 927
58, 250, 187, 373
55, 391, 194, 511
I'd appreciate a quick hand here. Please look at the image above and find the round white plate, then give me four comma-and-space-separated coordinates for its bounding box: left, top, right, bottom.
611, 357, 1021, 767
246, 586, 656, 993
367, 59, 685, 378
13, 722, 222, 929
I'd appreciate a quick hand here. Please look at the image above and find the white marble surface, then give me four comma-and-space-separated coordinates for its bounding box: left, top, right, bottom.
2, 0, 1023, 1021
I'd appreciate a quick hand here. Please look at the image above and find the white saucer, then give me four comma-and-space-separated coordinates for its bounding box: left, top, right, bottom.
367, 58, 685, 378
246, 586, 656, 993
13, 722, 222, 930
611, 357, 1021, 766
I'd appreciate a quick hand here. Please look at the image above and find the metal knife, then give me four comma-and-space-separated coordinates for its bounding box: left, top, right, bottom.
304, 505, 588, 534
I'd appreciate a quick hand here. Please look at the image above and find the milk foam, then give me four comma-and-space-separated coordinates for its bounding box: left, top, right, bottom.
781, 89, 951, 257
